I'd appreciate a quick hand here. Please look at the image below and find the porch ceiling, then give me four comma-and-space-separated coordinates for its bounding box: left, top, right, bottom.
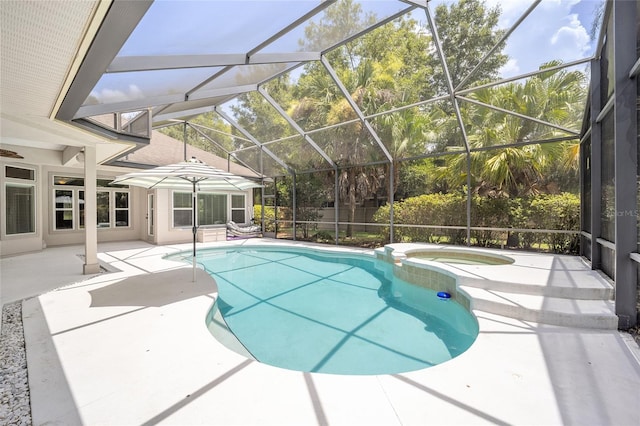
0, 0, 136, 163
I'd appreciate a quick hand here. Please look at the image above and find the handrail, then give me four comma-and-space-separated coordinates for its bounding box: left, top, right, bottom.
596, 237, 616, 250
267, 219, 578, 235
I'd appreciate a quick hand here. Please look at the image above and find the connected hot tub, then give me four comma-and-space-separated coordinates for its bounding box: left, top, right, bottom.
406, 248, 514, 265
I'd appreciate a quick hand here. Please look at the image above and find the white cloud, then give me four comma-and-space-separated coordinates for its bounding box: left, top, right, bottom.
498, 0, 595, 77
426, 0, 597, 79
499, 59, 521, 77
91, 84, 144, 104
550, 13, 591, 59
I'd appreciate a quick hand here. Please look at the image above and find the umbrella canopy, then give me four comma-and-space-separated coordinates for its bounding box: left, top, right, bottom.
110, 157, 260, 192
111, 157, 262, 281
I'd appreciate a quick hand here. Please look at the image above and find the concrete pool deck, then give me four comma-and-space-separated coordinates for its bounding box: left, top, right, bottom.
2, 240, 640, 425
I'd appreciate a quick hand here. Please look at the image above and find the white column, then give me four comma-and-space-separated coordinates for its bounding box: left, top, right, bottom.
83, 145, 100, 274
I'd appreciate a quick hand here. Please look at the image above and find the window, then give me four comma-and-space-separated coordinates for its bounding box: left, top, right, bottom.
231, 194, 246, 223
97, 191, 110, 227
52, 176, 129, 230
6, 184, 35, 235
148, 194, 154, 236
6, 166, 34, 180
54, 176, 84, 186
79, 191, 85, 229
5, 166, 36, 235
173, 192, 193, 227
199, 193, 226, 225
173, 192, 246, 227
54, 190, 74, 230
115, 192, 129, 227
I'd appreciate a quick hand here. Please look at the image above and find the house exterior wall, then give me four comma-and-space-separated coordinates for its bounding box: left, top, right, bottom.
1, 144, 255, 257
153, 188, 254, 245
2, 145, 56, 256
41, 165, 144, 248
1, 145, 144, 256
155, 188, 189, 245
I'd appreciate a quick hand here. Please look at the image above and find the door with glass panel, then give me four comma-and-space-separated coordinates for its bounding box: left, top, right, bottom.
147, 193, 154, 241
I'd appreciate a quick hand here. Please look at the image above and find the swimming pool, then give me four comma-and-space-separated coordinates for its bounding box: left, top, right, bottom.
178, 245, 478, 375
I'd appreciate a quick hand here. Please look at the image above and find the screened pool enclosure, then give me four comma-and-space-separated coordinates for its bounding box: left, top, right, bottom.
53, 0, 638, 328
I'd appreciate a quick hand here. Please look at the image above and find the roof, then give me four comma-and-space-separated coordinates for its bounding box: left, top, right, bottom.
116, 131, 261, 179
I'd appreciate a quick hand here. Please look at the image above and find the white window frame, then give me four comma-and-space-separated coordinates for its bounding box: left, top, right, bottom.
114, 191, 130, 228
172, 191, 193, 228
198, 192, 227, 227
52, 176, 130, 231
171, 191, 248, 229
96, 190, 110, 228
5, 183, 37, 236
231, 194, 246, 224
4, 165, 37, 236
148, 193, 154, 236
53, 188, 75, 231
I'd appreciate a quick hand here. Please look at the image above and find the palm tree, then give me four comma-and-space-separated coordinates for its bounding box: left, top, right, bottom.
439, 62, 586, 196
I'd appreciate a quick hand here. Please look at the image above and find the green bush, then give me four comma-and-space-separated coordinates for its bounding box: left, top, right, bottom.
253, 205, 276, 232
374, 193, 466, 243
527, 193, 580, 253
373, 192, 579, 253
471, 195, 510, 247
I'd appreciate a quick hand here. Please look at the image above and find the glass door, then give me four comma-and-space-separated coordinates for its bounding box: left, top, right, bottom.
147, 193, 154, 239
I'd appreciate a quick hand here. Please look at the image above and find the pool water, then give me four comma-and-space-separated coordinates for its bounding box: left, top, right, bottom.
193, 246, 478, 375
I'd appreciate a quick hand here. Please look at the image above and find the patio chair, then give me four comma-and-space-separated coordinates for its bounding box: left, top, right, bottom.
226, 221, 262, 238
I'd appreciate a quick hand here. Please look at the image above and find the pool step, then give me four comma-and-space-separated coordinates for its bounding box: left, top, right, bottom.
459, 285, 618, 329
379, 243, 618, 329
457, 272, 614, 300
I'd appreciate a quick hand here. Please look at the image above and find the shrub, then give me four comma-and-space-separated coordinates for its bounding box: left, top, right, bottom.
373, 192, 579, 253
528, 193, 580, 253
374, 193, 466, 243
471, 195, 510, 247
253, 205, 276, 232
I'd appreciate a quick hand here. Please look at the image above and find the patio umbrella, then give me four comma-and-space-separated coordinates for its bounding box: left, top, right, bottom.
111, 157, 261, 281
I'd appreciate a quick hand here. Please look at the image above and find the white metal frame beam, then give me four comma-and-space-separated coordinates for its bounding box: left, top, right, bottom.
215, 107, 293, 174
423, 3, 470, 154
57, 1, 153, 121
456, 95, 581, 136
258, 86, 337, 170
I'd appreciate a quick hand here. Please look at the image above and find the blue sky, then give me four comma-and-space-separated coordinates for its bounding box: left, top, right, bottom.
484, 0, 603, 78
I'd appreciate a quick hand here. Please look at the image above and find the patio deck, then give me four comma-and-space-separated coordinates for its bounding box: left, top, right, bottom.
1, 240, 639, 425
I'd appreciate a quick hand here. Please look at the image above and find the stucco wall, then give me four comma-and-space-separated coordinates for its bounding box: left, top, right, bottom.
1, 145, 144, 256
1, 144, 255, 257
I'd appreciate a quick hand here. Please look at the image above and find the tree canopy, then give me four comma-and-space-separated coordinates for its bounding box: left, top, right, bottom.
160, 0, 587, 213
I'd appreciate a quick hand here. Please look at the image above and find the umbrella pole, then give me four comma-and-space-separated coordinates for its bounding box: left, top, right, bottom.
192, 181, 197, 282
